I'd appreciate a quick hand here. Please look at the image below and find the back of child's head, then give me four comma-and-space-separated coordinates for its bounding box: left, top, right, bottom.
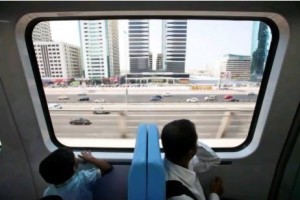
39, 147, 75, 185
161, 119, 198, 162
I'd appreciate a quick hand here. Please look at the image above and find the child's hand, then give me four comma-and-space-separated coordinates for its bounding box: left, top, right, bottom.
210, 177, 223, 195
78, 150, 94, 162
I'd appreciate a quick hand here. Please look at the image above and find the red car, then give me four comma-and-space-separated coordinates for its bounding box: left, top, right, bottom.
224, 95, 233, 100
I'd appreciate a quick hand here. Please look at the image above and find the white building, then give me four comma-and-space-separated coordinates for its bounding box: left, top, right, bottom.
79, 20, 120, 79
128, 20, 150, 73
32, 22, 52, 42
220, 54, 251, 81
33, 42, 82, 79
162, 20, 187, 73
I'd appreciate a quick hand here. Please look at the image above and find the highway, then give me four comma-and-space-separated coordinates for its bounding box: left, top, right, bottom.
46, 94, 257, 103
50, 108, 253, 140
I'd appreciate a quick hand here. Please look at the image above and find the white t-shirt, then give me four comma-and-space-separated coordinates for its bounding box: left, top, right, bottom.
164, 158, 219, 200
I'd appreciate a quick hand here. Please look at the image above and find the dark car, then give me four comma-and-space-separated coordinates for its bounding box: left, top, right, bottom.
150, 97, 161, 101
78, 97, 89, 101
69, 118, 91, 125
154, 95, 163, 99
93, 110, 110, 114
229, 98, 240, 102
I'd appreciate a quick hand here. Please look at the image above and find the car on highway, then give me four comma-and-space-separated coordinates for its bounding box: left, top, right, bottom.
154, 95, 163, 99
224, 95, 233, 100
69, 118, 91, 125
58, 95, 69, 100
93, 110, 110, 114
204, 95, 218, 101
247, 92, 257, 96
150, 96, 161, 101
48, 103, 62, 110
94, 98, 105, 103
162, 93, 172, 97
78, 97, 89, 101
186, 97, 199, 103
229, 98, 240, 102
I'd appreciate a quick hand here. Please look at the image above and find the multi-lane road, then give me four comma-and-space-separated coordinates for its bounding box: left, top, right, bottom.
46, 94, 257, 103
50, 108, 253, 140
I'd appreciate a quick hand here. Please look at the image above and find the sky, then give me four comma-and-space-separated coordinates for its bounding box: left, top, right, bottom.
50, 19, 256, 72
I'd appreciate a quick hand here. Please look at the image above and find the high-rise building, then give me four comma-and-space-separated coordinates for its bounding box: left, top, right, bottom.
251, 22, 271, 81
162, 20, 187, 73
220, 54, 251, 81
149, 52, 153, 70
156, 53, 163, 71
79, 20, 120, 79
33, 42, 82, 78
32, 22, 52, 42
128, 20, 150, 73
106, 20, 120, 77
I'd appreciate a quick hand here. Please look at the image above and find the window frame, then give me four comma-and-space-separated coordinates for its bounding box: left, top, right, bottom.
23, 13, 280, 155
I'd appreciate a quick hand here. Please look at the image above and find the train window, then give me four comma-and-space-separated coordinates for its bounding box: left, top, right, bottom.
29, 19, 274, 150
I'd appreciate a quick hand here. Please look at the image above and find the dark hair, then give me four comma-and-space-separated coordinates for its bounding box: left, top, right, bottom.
39, 148, 75, 185
161, 119, 198, 162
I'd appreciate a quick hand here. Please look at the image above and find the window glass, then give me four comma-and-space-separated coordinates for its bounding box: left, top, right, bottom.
31, 19, 272, 148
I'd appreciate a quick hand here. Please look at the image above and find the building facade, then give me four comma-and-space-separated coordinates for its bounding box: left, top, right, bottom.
220, 54, 251, 81
33, 42, 82, 79
251, 21, 271, 80
107, 20, 120, 77
128, 20, 150, 73
79, 20, 109, 79
156, 53, 163, 71
162, 20, 187, 73
149, 52, 153, 70
32, 21, 52, 42
79, 20, 120, 79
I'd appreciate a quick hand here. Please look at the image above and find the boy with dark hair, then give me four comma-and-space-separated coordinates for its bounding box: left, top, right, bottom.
161, 119, 223, 200
39, 147, 112, 200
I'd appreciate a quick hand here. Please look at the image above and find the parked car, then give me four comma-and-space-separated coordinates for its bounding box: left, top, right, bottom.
150, 96, 161, 101
78, 97, 89, 101
93, 110, 110, 114
58, 95, 69, 100
204, 95, 218, 101
69, 118, 91, 125
48, 103, 62, 110
224, 95, 233, 100
94, 98, 105, 103
186, 97, 199, 103
77, 93, 87, 96
229, 98, 240, 102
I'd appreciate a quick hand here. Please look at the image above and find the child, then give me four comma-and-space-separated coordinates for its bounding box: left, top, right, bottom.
161, 119, 223, 200
39, 147, 113, 200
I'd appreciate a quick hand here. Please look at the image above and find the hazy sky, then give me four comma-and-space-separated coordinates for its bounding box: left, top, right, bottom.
50, 19, 255, 72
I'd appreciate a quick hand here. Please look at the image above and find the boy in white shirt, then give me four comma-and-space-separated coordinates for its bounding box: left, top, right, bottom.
161, 119, 223, 200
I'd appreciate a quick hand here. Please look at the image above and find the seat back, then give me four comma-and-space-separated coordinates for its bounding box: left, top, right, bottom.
128, 124, 148, 200
147, 124, 165, 200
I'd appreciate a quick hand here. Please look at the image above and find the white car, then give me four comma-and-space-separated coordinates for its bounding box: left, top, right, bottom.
94, 98, 105, 103
58, 95, 69, 100
48, 103, 62, 110
186, 97, 199, 103
162, 93, 172, 97
204, 95, 217, 101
